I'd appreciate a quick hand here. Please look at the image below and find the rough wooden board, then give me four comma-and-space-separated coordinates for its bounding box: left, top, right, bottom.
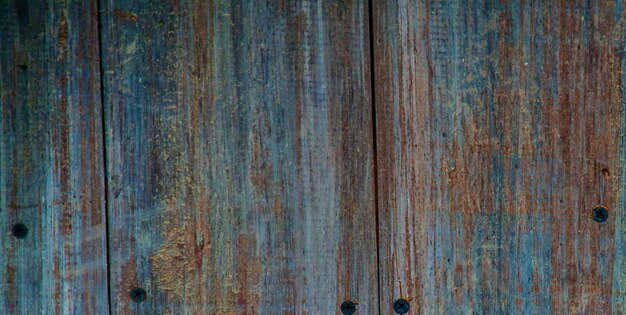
373, 0, 626, 314
100, 1, 378, 313
0, 0, 109, 314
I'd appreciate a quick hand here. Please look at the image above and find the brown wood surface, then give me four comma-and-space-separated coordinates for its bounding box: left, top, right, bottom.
0, 0, 109, 313
3, 1, 626, 314
373, 0, 626, 314
100, 0, 378, 313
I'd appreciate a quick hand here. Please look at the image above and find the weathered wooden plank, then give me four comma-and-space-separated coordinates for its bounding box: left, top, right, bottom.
0, 0, 109, 314
374, 0, 625, 314
100, 1, 378, 313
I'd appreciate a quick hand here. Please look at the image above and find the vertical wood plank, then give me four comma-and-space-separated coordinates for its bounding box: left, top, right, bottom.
374, 0, 626, 313
100, 1, 378, 313
0, 0, 109, 313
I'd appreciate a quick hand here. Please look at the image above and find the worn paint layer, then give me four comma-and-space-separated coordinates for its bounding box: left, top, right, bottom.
5, 1, 624, 314
0, 0, 109, 314
374, 0, 626, 314
100, 0, 378, 314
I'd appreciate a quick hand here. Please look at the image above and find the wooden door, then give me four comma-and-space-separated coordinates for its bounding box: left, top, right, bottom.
373, 1, 626, 314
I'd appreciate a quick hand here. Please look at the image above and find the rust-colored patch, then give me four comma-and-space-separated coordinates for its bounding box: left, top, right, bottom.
150, 228, 186, 298
57, 18, 68, 60
6, 264, 16, 312
249, 126, 272, 191
112, 9, 138, 23
601, 165, 611, 179
234, 234, 262, 304
272, 196, 282, 217
150, 223, 196, 300
118, 258, 138, 314
149, 197, 212, 303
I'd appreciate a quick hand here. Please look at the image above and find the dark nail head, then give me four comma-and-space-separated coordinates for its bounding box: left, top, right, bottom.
592, 206, 609, 223
11, 223, 28, 239
341, 300, 356, 315
394, 298, 410, 314
130, 287, 146, 303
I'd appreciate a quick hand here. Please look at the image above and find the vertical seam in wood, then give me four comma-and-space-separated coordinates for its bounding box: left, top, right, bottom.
367, 0, 382, 314
95, 1, 113, 314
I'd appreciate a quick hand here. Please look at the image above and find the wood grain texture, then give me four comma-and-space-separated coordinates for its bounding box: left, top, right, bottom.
0, 0, 109, 314
100, 0, 378, 313
373, 0, 626, 314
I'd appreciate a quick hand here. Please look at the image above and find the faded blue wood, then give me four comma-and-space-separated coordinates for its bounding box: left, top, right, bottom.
100, 0, 378, 313
374, 0, 626, 314
0, 0, 109, 314
5, 1, 623, 314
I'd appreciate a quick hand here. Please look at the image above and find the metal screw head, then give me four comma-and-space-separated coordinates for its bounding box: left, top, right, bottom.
12, 223, 28, 239
340, 300, 357, 315
592, 206, 609, 223
394, 298, 410, 314
130, 287, 147, 303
